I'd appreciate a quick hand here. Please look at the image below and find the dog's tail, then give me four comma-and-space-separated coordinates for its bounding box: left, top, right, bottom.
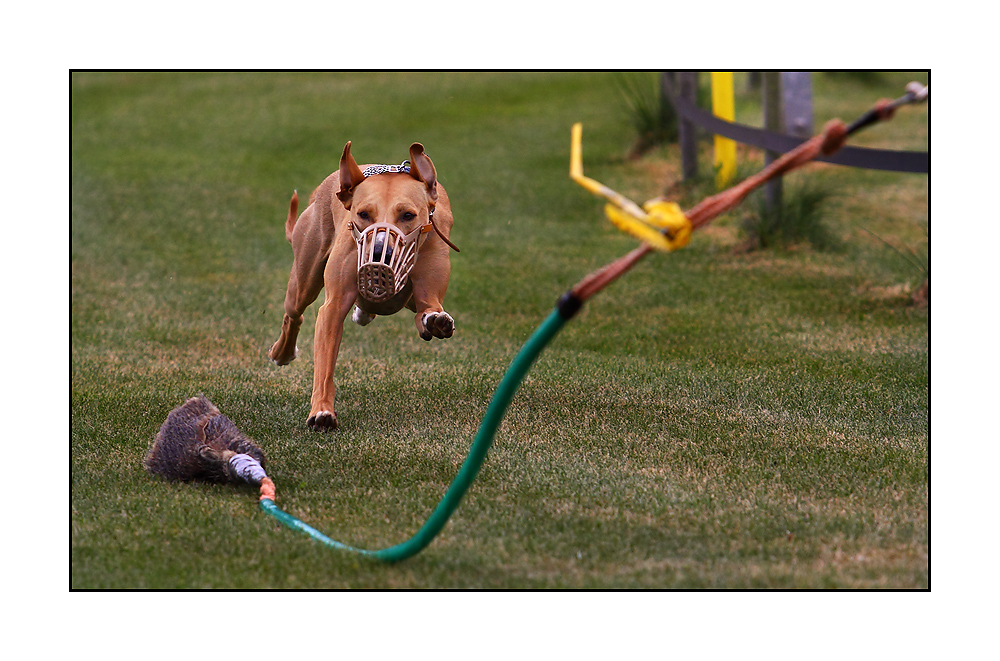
284, 190, 299, 243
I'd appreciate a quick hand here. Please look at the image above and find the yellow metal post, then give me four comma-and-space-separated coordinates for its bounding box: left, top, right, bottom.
711, 71, 737, 189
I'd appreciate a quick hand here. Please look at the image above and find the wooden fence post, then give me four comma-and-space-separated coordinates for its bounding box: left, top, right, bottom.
677, 72, 698, 181
762, 71, 783, 212
661, 71, 699, 181
781, 72, 814, 138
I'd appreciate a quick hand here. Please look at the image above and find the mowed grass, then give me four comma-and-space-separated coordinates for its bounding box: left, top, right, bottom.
71, 71, 928, 588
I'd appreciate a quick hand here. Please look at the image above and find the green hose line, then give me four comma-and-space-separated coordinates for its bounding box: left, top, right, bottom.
260, 301, 577, 562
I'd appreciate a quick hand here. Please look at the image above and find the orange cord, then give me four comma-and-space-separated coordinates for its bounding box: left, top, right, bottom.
259, 477, 276, 502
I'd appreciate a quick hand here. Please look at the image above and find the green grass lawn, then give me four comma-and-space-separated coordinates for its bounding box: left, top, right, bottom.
71, 71, 928, 588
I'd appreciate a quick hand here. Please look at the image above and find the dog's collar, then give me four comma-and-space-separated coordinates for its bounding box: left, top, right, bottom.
360, 159, 436, 221
361, 160, 411, 177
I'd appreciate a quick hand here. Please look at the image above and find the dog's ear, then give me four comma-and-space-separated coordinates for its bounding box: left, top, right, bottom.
408, 143, 438, 203
337, 141, 367, 209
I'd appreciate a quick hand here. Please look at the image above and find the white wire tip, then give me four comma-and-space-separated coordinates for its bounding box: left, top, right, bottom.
905, 82, 929, 102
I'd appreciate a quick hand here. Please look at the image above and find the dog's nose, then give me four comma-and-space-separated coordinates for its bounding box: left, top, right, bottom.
372, 230, 394, 263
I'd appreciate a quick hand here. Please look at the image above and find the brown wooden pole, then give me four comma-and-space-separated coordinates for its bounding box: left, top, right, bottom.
762, 72, 784, 214
677, 72, 698, 181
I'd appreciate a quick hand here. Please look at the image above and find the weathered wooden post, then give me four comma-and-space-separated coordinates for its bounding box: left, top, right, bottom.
781, 72, 814, 138
661, 71, 699, 181
677, 72, 698, 181
762, 71, 783, 212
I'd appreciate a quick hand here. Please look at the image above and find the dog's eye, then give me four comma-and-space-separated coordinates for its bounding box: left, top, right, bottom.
357, 210, 371, 221
401, 212, 416, 222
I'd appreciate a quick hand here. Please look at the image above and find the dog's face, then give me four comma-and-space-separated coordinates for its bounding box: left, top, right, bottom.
338, 142, 440, 304
349, 177, 431, 263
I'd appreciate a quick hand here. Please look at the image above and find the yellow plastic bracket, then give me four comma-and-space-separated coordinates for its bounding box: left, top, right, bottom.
710, 72, 737, 189
570, 123, 691, 252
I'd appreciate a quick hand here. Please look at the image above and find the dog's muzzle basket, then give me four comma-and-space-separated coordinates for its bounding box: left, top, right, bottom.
351, 221, 430, 303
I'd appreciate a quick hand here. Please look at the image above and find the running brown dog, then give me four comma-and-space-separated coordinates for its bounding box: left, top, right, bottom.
269, 141, 457, 430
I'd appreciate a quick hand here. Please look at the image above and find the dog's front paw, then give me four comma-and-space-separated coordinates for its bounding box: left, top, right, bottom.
421, 311, 455, 341
307, 410, 337, 431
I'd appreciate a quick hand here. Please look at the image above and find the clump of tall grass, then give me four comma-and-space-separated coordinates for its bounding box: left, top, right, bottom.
741, 181, 838, 251
615, 72, 678, 159
859, 223, 929, 306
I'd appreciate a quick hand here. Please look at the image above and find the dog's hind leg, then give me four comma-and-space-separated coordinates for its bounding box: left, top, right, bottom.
269, 201, 329, 365
269, 269, 323, 365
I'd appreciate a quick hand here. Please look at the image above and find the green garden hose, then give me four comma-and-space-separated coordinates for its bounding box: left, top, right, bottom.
259, 296, 579, 563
